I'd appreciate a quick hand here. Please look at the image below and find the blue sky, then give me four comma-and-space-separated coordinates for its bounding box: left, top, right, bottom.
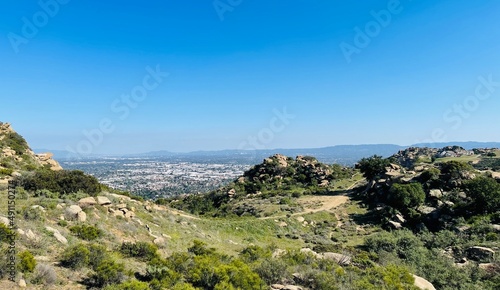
1, 0, 500, 154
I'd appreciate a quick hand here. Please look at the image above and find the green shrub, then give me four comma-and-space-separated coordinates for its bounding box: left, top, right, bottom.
88, 243, 110, 270
57, 220, 68, 227
103, 280, 150, 290
255, 258, 288, 284
120, 242, 158, 261
60, 243, 90, 269
69, 225, 103, 241
31, 263, 57, 285
0, 223, 16, 243
389, 183, 425, 210
18, 250, 36, 273
22, 206, 43, 221
0, 168, 13, 176
17, 169, 101, 196
88, 259, 126, 287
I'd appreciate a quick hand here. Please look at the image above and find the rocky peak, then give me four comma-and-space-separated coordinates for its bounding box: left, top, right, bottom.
0, 122, 62, 179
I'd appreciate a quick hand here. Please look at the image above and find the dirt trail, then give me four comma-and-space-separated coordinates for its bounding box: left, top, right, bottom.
260, 176, 366, 220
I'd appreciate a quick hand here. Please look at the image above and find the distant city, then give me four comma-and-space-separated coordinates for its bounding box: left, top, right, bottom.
61, 157, 251, 199
57, 142, 500, 198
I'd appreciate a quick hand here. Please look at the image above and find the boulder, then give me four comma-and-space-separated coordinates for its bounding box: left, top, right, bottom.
283, 286, 303, 290
18, 279, 27, 288
296, 216, 305, 223
395, 214, 406, 223
153, 237, 165, 246
78, 197, 97, 208
388, 220, 403, 229
116, 203, 127, 209
0, 216, 9, 226
25, 229, 36, 241
65, 205, 83, 220
54, 232, 68, 244
429, 189, 443, 199
97, 196, 112, 206
466, 246, 495, 262
124, 211, 135, 219
271, 285, 285, 290
322, 252, 352, 265
77, 211, 87, 222
413, 274, 436, 290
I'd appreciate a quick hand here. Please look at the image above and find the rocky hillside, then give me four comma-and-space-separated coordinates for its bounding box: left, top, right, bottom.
1, 123, 499, 289
0, 122, 62, 186
167, 154, 356, 217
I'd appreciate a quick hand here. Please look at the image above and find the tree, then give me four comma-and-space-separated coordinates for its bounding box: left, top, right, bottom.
358, 155, 390, 180
389, 183, 425, 210
465, 176, 500, 214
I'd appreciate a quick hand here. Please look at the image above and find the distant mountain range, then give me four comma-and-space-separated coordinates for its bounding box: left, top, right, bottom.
35, 141, 500, 166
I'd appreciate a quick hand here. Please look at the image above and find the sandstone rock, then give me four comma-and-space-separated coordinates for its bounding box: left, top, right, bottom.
45, 226, 58, 234
153, 237, 165, 246
77, 211, 87, 222
54, 232, 68, 244
97, 196, 112, 206
272, 249, 286, 258
388, 220, 402, 229
113, 210, 125, 218
322, 252, 352, 265
26, 229, 36, 241
395, 214, 406, 223
300, 248, 322, 259
116, 203, 127, 209
17, 229, 25, 235
271, 284, 285, 290
65, 205, 83, 219
18, 279, 27, 288
296, 216, 305, 223
413, 274, 436, 290
283, 285, 303, 290
279, 221, 287, 227
429, 189, 443, 199
0, 216, 9, 226
31, 205, 46, 212
479, 263, 495, 271
56, 204, 64, 209
78, 197, 97, 208
124, 211, 135, 219
466, 246, 495, 262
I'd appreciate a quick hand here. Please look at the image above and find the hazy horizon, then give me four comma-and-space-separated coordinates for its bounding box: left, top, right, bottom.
2, 1, 500, 155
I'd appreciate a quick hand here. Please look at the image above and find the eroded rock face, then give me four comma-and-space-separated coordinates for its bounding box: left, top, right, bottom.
413, 274, 436, 290
466, 246, 495, 262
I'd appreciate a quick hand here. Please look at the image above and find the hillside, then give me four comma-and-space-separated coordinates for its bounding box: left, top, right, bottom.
0, 122, 62, 185
0, 123, 499, 289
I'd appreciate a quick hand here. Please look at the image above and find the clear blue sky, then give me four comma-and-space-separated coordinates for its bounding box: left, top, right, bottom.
1, 0, 500, 154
